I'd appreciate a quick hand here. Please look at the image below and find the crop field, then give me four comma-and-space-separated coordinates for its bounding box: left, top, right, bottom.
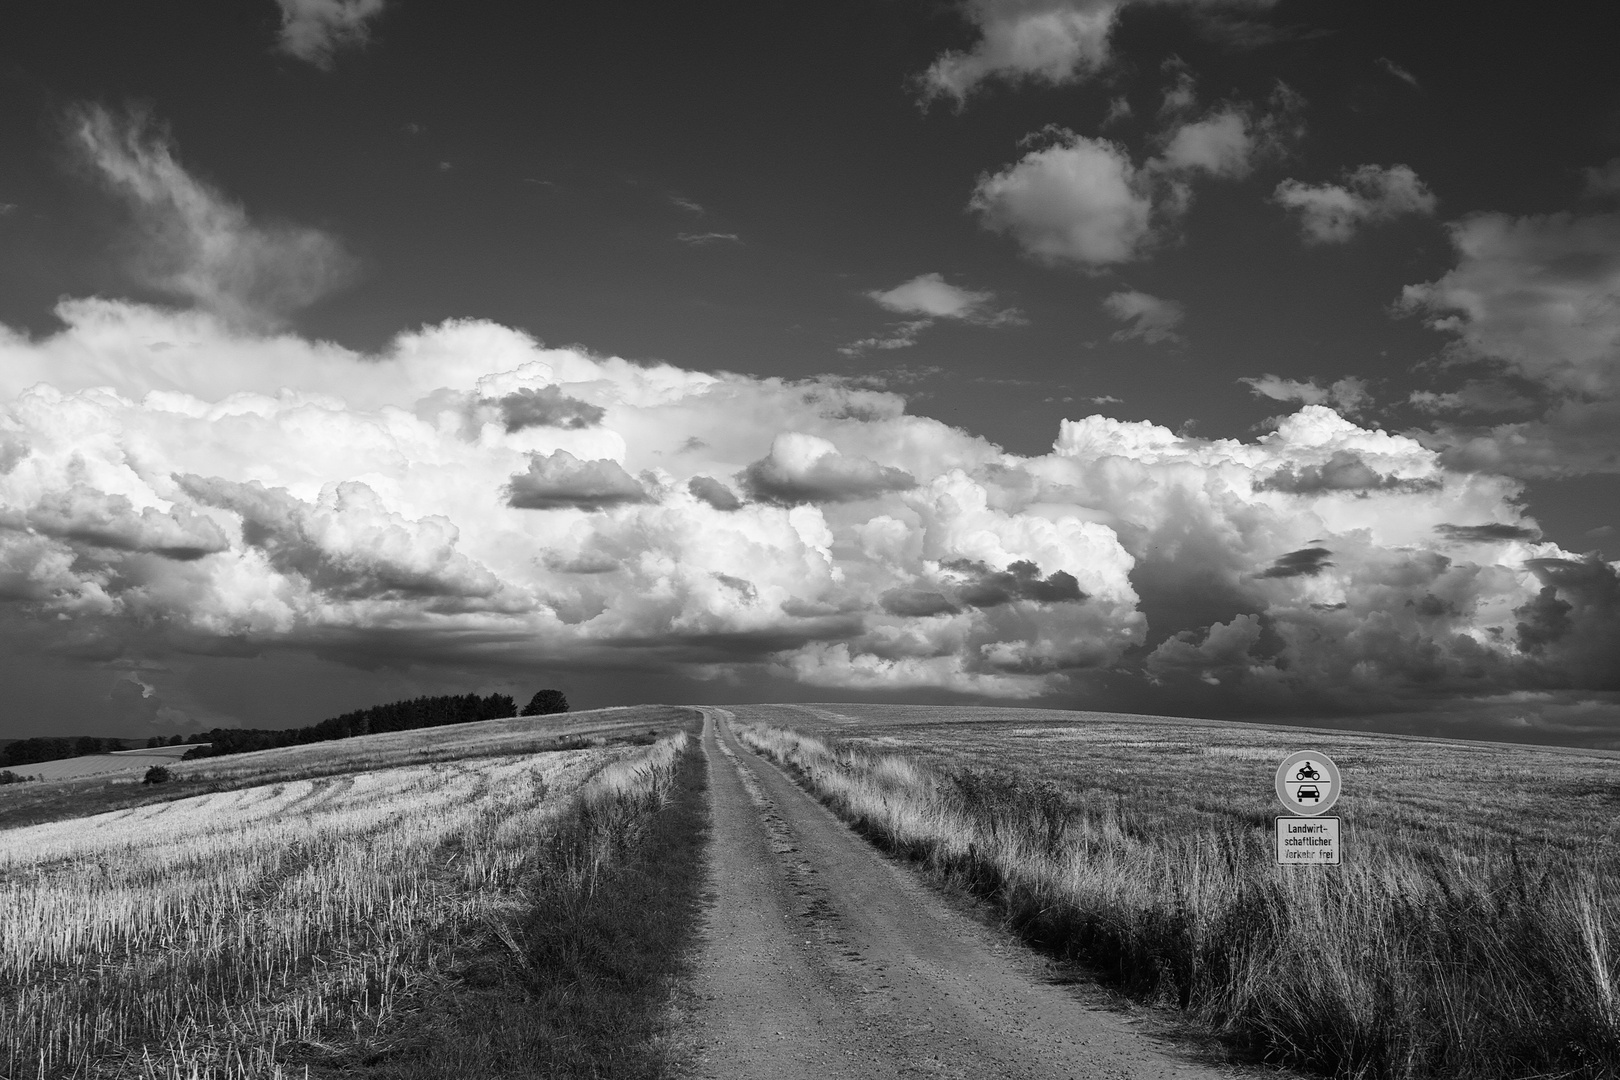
732, 703, 1620, 1080
0, 706, 702, 1080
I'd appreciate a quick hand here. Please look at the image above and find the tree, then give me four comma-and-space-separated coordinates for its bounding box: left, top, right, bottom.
521, 689, 569, 716
143, 766, 172, 785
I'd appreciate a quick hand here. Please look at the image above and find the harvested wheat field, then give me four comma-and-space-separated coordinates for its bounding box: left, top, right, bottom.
714, 703, 1620, 1080
0, 705, 706, 1080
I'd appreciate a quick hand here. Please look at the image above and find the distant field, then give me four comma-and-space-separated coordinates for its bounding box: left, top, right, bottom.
17, 743, 201, 781
749, 702, 1620, 853
0, 705, 702, 1079
730, 702, 1620, 1080
0, 706, 683, 831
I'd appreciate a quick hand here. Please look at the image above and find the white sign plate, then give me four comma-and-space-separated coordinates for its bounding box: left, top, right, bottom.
1276, 816, 1340, 865
1274, 750, 1341, 816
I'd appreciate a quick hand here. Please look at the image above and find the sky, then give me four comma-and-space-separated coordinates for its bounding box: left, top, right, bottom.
1, 0, 1618, 747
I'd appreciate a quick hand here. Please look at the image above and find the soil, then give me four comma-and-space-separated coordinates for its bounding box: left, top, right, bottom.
683, 707, 1288, 1080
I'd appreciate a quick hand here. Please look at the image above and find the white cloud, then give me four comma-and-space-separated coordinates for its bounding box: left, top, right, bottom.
677, 232, 742, 245
917, 0, 1282, 107
1274, 163, 1436, 243
1402, 212, 1620, 398
1102, 290, 1185, 344
1241, 374, 1370, 415
0, 300, 1614, 727
68, 105, 356, 328
919, 0, 1119, 106
971, 133, 1155, 270
845, 274, 1022, 355
276, 0, 386, 68
1584, 159, 1620, 198
1397, 211, 1620, 477
974, 88, 1301, 270
1376, 57, 1419, 88
868, 273, 996, 320
1154, 108, 1255, 177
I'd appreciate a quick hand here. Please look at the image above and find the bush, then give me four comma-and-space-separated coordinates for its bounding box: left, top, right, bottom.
521, 689, 569, 716
143, 766, 172, 785
0, 770, 33, 785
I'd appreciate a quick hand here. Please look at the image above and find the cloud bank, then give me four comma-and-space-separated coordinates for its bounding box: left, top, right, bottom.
1, 300, 1616, 742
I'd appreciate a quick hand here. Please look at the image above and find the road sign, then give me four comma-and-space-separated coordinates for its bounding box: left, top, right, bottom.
1276, 817, 1340, 864
1274, 750, 1340, 816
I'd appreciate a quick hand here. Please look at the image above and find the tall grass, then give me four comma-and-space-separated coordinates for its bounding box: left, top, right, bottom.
734, 721, 1620, 1080
0, 727, 696, 1080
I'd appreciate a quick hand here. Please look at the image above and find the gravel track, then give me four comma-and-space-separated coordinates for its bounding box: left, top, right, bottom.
685, 706, 1262, 1080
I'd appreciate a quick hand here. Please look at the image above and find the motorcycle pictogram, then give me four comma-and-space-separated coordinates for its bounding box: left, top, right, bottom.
1294, 763, 1321, 781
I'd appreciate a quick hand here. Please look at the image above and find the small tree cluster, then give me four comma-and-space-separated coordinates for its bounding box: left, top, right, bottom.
143, 765, 172, 785
521, 689, 570, 716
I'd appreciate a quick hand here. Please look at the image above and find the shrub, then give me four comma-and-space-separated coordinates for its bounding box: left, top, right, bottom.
0, 770, 33, 785
522, 689, 569, 716
143, 765, 172, 785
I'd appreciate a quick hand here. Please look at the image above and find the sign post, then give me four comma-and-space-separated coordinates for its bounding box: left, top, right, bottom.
1274, 750, 1341, 865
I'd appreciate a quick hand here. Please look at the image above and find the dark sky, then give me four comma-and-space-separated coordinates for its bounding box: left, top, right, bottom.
1, 0, 1617, 747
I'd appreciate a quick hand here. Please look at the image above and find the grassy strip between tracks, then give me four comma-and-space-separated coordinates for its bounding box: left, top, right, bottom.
734, 720, 1620, 1080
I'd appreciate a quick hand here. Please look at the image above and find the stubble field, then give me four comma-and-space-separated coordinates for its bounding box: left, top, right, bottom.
0, 705, 706, 1080
730, 702, 1620, 1080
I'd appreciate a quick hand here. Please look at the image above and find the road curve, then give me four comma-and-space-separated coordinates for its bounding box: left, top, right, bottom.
683, 707, 1247, 1080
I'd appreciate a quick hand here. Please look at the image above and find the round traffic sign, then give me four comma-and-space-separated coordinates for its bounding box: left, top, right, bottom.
1275, 751, 1341, 816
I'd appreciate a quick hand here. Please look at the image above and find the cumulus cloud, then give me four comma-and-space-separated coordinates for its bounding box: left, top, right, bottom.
1400, 211, 1620, 477
1155, 107, 1256, 178
1436, 523, 1541, 543
276, 0, 386, 68
1103, 290, 1185, 344
490, 386, 605, 432
740, 433, 917, 505
1584, 159, 1620, 198
973, 90, 1301, 270
1274, 164, 1436, 243
0, 300, 1616, 740
869, 273, 995, 320
1258, 450, 1438, 494
505, 451, 652, 511
1241, 373, 1370, 415
971, 132, 1155, 270
917, 0, 1281, 106
845, 274, 1023, 355
68, 105, 355, 327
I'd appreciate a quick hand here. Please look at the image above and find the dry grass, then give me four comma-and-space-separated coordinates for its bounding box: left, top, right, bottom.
0, 712, 698, 1080
733, 707, 1620, 1080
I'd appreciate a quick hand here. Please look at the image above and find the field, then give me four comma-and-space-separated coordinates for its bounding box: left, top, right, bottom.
0, 705, 707, 1080
10, 744, 199, 783
731, 703, 1620, 1080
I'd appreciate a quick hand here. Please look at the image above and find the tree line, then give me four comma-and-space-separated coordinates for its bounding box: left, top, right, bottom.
182, 689, 569, 760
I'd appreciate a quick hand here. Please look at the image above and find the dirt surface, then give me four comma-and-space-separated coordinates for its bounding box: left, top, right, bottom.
685, 707, 1274, 1080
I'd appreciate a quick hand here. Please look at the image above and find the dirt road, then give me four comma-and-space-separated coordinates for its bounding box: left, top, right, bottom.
685, 707, 1249, 1080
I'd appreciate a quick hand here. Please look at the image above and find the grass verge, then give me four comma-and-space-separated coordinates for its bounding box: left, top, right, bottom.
333, 719, 710, 1080
734, 720, 1620, 1080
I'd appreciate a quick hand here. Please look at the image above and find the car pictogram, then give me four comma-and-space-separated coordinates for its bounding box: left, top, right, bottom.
1295, 784, 1321, 802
